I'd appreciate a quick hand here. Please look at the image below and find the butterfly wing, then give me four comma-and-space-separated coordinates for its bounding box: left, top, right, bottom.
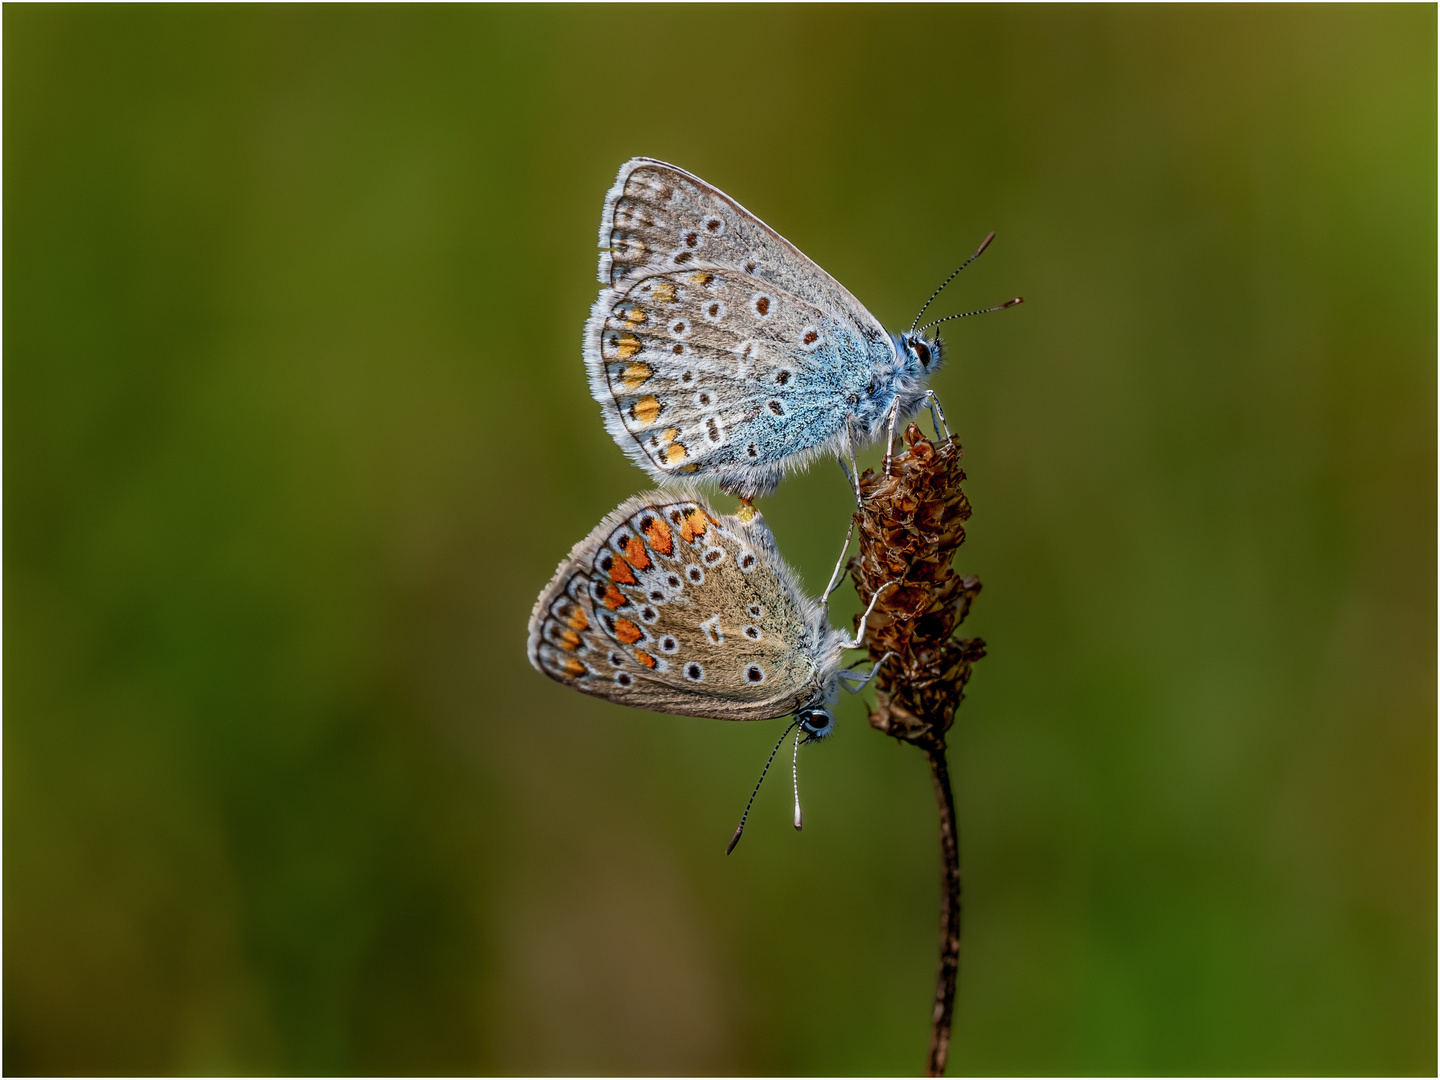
583, 159, 900, 499
598, 158, 881, 319
527, 493, 830, 720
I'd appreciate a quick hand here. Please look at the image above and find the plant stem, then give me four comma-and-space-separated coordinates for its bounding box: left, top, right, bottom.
924, 742, 960, 1078
849, 424, 984, 1077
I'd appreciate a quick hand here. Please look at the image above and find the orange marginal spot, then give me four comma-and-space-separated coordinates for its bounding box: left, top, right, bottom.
621, 361, 654, 391
613, 618, 643, 644
623, 306, 648, 328
684, 507, 709, 539
659, 427, 679, 445
599, 584, 628, 610
634, 649, 657, 669
563, 657, 587, 678
622, 535, 651, 571
652, 282, 676, 303
678, 505, 708, 543
609, 555, 637, 585
689, 272, 715, 286
630, 395, 662, 425
658, 439, 689, 468
642, 516, 673, 555
557, 629, 582, 651
615, 332, 642, 360
566, 606, 588, 632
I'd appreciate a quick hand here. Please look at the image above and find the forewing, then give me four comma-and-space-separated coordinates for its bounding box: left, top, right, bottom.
527, 494, 825, 720
597, 158, 887, 332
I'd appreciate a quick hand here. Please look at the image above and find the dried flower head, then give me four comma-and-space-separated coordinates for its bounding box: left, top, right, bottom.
850, 424, 985, 751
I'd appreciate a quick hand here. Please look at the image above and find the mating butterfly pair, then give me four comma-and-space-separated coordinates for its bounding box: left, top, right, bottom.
527, 159, 1015, 847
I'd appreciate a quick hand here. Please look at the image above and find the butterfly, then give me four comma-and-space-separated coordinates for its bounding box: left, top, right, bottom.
527, 491, 895, 848
582, 158, 1019, 501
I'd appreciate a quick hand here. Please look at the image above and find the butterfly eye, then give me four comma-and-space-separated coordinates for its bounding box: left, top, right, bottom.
799, 708, 833, 736
914, 340, 931, 367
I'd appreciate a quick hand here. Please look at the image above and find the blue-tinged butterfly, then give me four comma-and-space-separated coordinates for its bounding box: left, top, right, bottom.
583, 158, 1020, 501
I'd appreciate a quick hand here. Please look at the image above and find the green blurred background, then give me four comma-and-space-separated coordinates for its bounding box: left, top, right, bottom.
5, 5, 1434, 1075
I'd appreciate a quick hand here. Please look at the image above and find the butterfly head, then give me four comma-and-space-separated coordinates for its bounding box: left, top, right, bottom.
796, 706, 835, 741
897, 331, 945, 379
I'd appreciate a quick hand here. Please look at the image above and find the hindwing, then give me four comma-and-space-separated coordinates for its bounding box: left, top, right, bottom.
527, 493, 829, 720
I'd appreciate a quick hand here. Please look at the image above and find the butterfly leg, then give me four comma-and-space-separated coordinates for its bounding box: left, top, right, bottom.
882, 398, 900, 477
821, 515, 858, 607
836, 432, 862, 505
925, 389, 951, 440
840, 580, 900, 649
837, 455, 859, 504
838, 650, 898, 693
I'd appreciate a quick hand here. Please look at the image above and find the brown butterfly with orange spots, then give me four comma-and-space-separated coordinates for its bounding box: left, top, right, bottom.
527, 491, 894, 848
529, 490, 892, 724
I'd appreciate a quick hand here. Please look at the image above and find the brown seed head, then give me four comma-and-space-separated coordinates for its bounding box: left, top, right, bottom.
850, 425, 986, 750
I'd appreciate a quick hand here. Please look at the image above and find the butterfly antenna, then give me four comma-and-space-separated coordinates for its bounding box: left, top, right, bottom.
918, 296, 1024, 335
792, 724, 804, 831
727, 720, 801, 854
909, 231, 996, 335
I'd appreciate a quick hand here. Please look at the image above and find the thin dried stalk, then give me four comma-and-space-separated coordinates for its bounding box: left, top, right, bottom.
850, 424, 985, 1077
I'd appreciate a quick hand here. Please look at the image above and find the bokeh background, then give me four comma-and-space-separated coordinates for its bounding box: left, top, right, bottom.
6, 5, 1434, 1075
